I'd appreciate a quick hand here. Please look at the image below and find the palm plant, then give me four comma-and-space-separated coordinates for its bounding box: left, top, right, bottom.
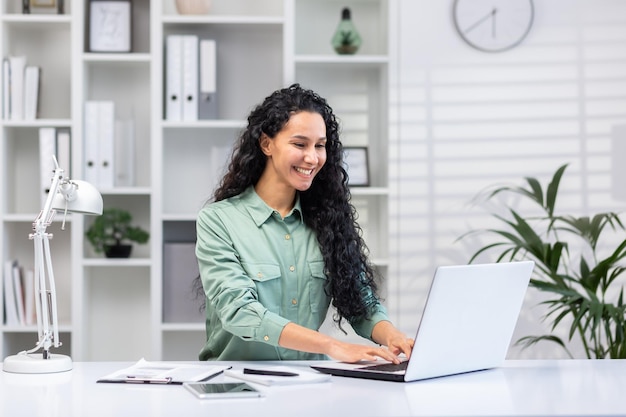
462, 164, 626, 358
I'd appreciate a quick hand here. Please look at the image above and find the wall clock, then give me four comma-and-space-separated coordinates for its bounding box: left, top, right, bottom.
453, 0, 534, 53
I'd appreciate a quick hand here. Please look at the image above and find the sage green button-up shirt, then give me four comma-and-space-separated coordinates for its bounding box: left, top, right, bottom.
195, 186, 389, 361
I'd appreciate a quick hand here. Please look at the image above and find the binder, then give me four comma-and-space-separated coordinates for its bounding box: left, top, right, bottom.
98, 101, 115, 189
23, 66, 40, 120
12, 263, 25, 326
3, 260, 19, 326
199, 39, 218, 120
9, 56, 26, 121
39, 127, 57, 206
23, 268, 35, 326
114, 119, 135, 187
165, 35, 183, 121
2, 58, 10, 120
56, 128, 71, 177
83, 101, 100, 185
162, 242, 204, 323
182, 35, 199, 121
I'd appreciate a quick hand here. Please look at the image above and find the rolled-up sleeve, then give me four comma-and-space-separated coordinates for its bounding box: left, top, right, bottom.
196, 207, 289, 346
350, 304, 390, 341
348, 272, 391, 340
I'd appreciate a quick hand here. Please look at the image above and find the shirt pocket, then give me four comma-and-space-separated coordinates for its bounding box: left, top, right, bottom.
308, 260, 329, 315
243, 262, 282, 312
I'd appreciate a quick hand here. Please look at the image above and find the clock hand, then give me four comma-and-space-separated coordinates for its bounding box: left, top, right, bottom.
492, 8, 497, 38
463, 8, 496, 35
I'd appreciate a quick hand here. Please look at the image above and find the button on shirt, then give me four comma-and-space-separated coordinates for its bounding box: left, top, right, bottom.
195, 186, 389, 361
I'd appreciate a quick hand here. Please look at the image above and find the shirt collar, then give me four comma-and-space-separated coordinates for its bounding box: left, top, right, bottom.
241, 186, 304, 227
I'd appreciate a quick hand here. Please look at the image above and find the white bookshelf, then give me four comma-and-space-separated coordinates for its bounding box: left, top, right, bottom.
0, 0, 391, 361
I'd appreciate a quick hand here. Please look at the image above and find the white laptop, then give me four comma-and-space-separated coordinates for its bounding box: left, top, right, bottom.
311, 261, 534, 382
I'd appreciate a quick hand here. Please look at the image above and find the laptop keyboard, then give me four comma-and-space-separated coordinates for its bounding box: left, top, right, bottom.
360, 361, 409, 372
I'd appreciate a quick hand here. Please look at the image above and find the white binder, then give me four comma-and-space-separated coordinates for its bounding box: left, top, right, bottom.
56, 128, 71, 178
182, 35, 199, 121
9, 56, 26, 121
165, 35, 183, 121
199, 39, 217, 119
83, 101, 100, 185
98, 101, 115, 189
3, 260, 19, 326
2, 58, 9, 120
114, 119, 135, 187
23, 66, 40, 120
38, 127, 57, 206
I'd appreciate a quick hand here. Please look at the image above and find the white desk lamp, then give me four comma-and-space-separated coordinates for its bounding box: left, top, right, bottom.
3, 156, 103, 374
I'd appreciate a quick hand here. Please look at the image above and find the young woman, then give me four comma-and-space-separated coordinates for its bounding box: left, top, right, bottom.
196, 84, 413, 362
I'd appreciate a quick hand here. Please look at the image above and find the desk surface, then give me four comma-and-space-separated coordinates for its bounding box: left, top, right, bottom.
1, 359, 625, 417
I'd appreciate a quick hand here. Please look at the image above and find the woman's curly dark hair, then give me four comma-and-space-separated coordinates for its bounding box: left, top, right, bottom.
203, 83, 381, 328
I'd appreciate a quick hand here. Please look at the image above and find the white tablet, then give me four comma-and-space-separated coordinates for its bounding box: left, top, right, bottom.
183, 382, 264, 400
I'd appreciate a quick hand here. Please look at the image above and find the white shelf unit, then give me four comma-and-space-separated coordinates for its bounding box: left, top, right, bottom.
0, 0, 391, 362
0, 1, 74, 361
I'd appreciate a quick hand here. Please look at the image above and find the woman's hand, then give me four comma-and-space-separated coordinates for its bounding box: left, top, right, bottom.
326, 340, 404, 364
372, 321, 414, 359
278, 322, 407, 363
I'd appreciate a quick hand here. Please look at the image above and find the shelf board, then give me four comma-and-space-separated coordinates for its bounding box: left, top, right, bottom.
2, 213, 73, 223
162, 119, 246, 129
162, 15, 284, 25
1, 324, 72, 332
350, 187, 389, 196
1, 118, 71, 128
1, 14, 71, 25
295, 54, 389, 67
162, 213, 198, 222
83, 258, 152, 268
161, 323, 205, 332
83, 53, 151, 63
98, 186, 152, 196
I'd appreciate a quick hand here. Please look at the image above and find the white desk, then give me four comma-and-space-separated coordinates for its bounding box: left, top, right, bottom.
1, 360, 625, 416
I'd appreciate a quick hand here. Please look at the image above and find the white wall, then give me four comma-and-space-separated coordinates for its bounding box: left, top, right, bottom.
388, 0, 626, 359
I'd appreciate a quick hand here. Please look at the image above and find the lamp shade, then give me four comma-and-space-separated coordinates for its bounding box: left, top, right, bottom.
51, 180, 103, 215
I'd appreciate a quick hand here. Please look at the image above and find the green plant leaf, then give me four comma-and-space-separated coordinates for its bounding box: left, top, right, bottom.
461, 163, 626, 358
515, 335, 574, 358
545, 164, 568, 217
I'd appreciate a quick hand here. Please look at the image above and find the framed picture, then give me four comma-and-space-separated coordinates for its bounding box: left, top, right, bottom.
344, 147, 370, 186
26, 0, 63, 14
89, 0, 132, 52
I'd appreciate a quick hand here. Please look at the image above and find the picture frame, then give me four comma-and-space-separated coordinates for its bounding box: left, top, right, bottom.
343, 147, 370, 186
89, 0, 132, 53
25, 0, 63, 14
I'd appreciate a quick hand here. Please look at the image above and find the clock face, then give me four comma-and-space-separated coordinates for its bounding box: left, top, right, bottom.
453, 0, 534, 52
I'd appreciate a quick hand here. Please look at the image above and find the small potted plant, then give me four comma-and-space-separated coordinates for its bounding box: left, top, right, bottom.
86, 208, 150, 258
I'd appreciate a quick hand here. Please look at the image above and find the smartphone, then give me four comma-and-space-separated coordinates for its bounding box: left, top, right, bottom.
183, 382, 264, 399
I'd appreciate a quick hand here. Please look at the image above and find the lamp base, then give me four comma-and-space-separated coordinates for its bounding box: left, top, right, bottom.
3, 352, 72, 374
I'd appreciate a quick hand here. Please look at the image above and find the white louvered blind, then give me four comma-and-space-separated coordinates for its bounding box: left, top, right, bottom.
388, 0, 626, 359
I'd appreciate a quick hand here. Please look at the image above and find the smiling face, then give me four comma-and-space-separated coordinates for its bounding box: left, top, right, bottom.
259, 111, 327, 193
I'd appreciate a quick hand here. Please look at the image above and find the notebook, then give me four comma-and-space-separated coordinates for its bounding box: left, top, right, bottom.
311, 261, 534, 382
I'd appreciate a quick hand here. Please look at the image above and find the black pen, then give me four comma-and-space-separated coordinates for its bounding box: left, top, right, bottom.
243, 368, 299, 377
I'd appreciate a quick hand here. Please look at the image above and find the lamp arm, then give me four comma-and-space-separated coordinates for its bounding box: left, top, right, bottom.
24, 162, 65, 358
